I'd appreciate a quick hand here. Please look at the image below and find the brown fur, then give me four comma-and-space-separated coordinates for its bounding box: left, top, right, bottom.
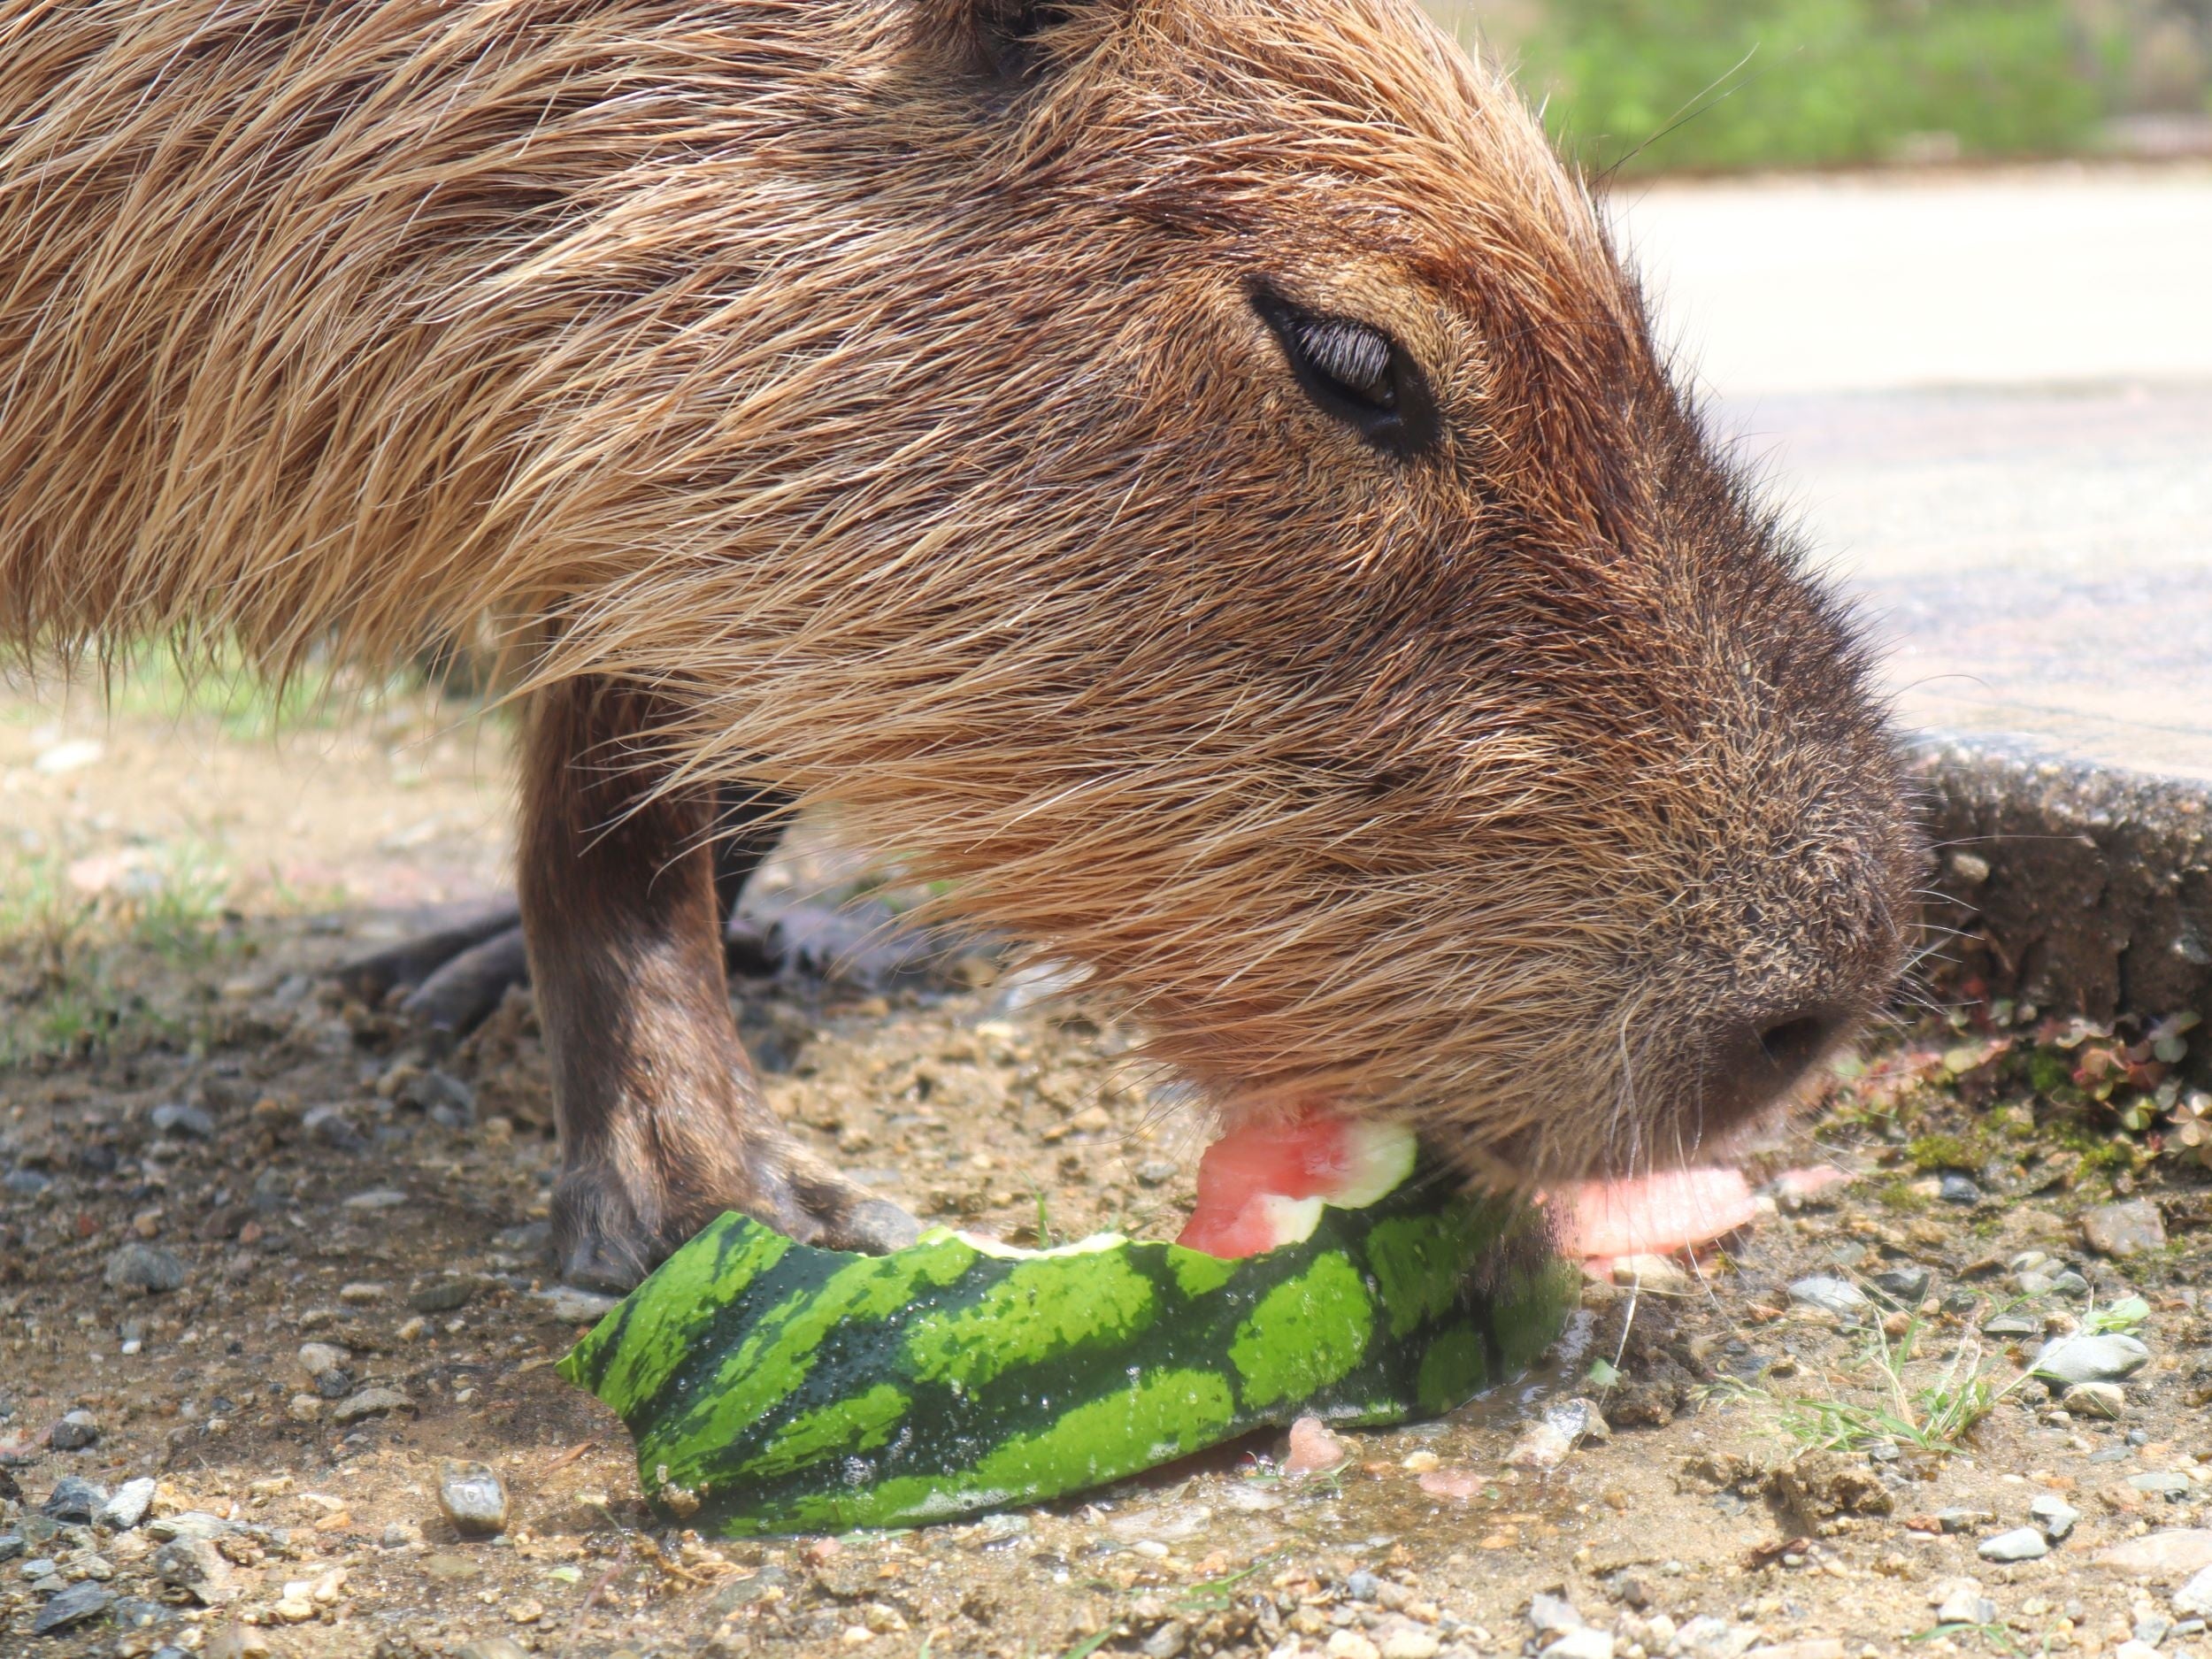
1, 0, 1917, 1260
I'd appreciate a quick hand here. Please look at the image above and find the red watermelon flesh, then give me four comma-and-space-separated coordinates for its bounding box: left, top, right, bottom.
1179, 1110, 1759, 1264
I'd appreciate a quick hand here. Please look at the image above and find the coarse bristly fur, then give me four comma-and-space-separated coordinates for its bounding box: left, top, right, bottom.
1, 0, 1920, 1201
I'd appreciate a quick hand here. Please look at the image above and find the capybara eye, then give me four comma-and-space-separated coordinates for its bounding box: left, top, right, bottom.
1249, 287, 1440, 462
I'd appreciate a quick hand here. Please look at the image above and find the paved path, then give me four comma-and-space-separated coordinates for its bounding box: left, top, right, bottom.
1608, 167, 2212, 781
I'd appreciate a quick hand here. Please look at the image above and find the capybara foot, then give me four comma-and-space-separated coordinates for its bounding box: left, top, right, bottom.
333, 900, 529, 1043
551, 1141, 920, 1293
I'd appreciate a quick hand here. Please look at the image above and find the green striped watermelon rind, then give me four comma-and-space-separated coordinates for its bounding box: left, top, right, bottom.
558, 1160, 1574, 1537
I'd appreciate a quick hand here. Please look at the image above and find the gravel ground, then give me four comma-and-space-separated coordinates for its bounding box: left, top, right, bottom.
4, 684, 2211, 1659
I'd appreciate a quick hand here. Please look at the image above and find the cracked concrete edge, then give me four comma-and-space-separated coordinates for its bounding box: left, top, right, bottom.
1912, 738, 2212, 1048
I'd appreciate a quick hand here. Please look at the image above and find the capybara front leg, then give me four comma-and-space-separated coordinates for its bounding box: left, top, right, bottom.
520, 679, 917, 1290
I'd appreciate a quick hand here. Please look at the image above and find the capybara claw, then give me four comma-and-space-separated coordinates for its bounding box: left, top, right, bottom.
815, 1194, 923, 1256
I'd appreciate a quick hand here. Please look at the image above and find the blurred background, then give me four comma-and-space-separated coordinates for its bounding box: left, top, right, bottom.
1432, 0, 2212, 788
1438, 0, 2212, 172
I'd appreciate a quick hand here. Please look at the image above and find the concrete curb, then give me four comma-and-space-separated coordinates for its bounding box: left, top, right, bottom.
1916, 742, 2212, 1039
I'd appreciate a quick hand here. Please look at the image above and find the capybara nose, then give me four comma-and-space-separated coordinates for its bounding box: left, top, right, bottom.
1704, 1002, 1848, 1127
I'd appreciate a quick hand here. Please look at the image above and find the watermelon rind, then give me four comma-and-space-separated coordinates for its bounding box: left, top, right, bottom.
558, 1157, 1574, 1536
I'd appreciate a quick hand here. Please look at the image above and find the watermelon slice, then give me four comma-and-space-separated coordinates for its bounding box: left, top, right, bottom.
558, 1118, 1575, 1536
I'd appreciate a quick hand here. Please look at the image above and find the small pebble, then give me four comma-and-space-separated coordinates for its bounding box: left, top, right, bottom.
1326, 1632, 1382, 1659
338, 1281, 388, 1304
2080, 1199, 2168, 1259
30, 1580, 113, 1635
1978, 1526, 2050, 1563
1528, 1593, 1583, 1634
1870, 1266, 1933, 1307
329, 1386, 411, 1425
48, 1410, 100, 1452
2062, 1381, 2126, 1419
154, 1534, 234, 1604
103, 1243, 188, 1295
1933, 1580, 1997, 1626
2174, 1565, 2212, 1617
150, 1102, 217, 1140
96, 1477, 157, 1531
1938, 1173, 1982, 1205
1540, 1632, 1616, 1659
1380, 1631, 1441, 1659
40, 1474, 108, 1521
533, 1286, 618, 1324
2130, 1471, 2192, 1499
407, 1277, 481, 1314
1133, 1159, 1179, 1187
439, 1461, 511, 1538
1613, 1254, 1690, 1292
2032, 1494, 2081, 1541
2031, 1333, 2151, 1386
1787, 1276, 1869, 1317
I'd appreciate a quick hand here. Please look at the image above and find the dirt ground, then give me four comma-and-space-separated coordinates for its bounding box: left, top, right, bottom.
4, 675, 2210, 1659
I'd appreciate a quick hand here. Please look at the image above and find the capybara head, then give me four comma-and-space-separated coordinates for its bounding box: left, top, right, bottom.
570, 0, 1922, 1184
6, 0, 1916, 1184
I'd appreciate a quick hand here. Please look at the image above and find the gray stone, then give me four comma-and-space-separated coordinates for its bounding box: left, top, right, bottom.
1673, 1617, 1759, 1659
2062, 1381, 2126, 1419
0, 1533, 21, 1563
153, 1534, 234, 1604
4, 1168, 51, 1196
2130, 1472, 2193, 1499
2081, 1199, 2168, 1259
47, 1409, 99, 1451
1139, 1617, 1190, 1658
1544, 1397, 1611, 1444
1978, 1527, 2050, 1563
2135, 1615, 2173, 1647
2175, 1565, 2212, 1617
145, 1512, 239, 1543
40, 1475, 107, 1522
533, 1286, 617, 1323
406, 1276, 481, 1314
30, 1580, 113, 1635
1983, 1314, 2042, 1338
1933, 1580, 1996, 1626
97, 1476, 157, 1531
103, 1244, 188, 1295
2051, 1270, 2093, 1297
329, 1386, 411, 1425
2032, 1494, 2081, 1541
1528, 1593, 1583, 1634
1787, 1276, 1870, 1316
150, 1102, 216, 1140
1870, 1266, 1933, 1307
2030, 1333, 2151, 1386
20, 1557, 59, 1579
438, 1461, 509, 1538
342, 1188, 410, 1210
1133, 1159, 1179, 1188
1345, 1570, 1380, 1601
1539, 1633, 1614, 1659
1939, 1172, 1983, 1205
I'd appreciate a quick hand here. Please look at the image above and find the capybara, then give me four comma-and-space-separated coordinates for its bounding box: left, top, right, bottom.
0, 0, 1918, 1288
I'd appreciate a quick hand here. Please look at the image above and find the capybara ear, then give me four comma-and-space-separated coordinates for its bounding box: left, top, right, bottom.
913, 0, 1118, 80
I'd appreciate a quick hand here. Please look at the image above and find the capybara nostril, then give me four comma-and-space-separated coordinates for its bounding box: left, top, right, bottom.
1757, 1011, 1837, 1082
1706, 1003, 1850, 1130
